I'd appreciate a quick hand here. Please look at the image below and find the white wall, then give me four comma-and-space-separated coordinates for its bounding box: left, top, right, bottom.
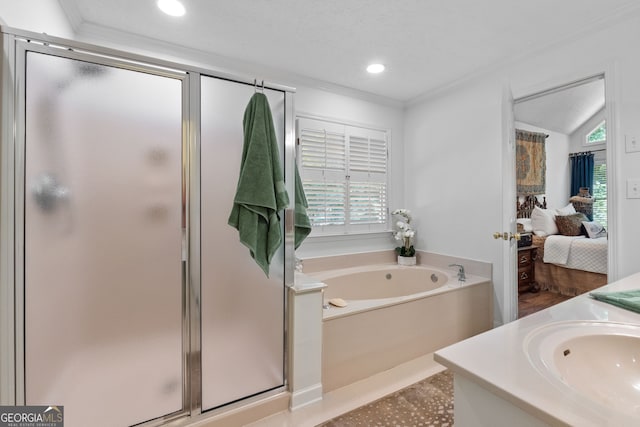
0, 0, 73, 38
404, 79, 502, 261
404, 77, 505, 321
405, 13, 640, 324
514, 122, 571, 208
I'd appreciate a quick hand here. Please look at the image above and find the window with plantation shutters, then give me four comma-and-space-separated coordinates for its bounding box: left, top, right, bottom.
297, 116, 389, 235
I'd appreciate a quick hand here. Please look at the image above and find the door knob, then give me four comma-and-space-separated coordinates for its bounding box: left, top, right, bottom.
493, 232, 521, 241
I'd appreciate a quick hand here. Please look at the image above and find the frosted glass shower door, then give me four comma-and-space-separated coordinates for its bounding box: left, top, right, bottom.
200, 77, 286, 410
23, 52, 184, 426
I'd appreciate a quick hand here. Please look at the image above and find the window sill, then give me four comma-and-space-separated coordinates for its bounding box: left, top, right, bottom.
307, 230, 392, 242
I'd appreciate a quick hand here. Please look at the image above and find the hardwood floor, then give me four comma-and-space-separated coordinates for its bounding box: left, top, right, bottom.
518, 289, 572, 318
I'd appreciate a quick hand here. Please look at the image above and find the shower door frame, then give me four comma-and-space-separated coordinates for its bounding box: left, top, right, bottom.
0, 26, 296, 425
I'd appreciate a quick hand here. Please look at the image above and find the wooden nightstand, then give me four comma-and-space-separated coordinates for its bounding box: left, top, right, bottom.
517, 245, 538, 294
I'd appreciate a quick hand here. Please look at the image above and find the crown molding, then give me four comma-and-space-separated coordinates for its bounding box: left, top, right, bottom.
57, 0, 84, 33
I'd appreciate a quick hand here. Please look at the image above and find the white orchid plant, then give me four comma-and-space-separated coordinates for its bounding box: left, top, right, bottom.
392, 209, 416, 257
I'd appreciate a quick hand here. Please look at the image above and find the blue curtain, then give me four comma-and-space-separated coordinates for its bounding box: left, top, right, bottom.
570, 152, 594, 197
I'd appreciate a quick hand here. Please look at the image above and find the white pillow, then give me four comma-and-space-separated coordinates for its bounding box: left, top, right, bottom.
530, 206, 558, 236
516, 218, 533, 232
556, 203, 576, 216
582, 221, 607, 239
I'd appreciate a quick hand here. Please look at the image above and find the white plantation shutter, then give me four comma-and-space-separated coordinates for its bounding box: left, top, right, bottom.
299, 119, 347, 233
297, 117, 389, 235
349, 181, 387, 225
303, 181, 346, 226
347, 131, 388, 231
300, 128, 346, 171
349, 135, 387, 174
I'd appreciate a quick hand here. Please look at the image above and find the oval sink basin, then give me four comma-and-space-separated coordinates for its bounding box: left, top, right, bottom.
524, 321, 640, 418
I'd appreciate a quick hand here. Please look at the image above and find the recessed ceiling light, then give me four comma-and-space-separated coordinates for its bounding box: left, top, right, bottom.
157, 0, 186, 17
366, 63, 385, 74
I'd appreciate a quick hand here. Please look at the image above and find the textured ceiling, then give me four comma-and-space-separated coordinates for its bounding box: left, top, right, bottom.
58, 0, 640, 102
515, 79, 605, 135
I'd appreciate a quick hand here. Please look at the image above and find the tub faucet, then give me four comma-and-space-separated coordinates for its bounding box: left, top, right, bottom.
449, 264, 466, 282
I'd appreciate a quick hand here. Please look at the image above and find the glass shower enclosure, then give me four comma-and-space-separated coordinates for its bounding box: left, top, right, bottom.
0, 27, 294, 427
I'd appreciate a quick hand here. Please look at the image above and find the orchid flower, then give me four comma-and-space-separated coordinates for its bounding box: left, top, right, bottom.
391, 208, 416, 257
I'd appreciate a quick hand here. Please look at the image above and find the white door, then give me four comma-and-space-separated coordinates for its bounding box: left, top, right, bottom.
200, 76, 286, 410
501, 85, 518, 322
23, 50, 185, 427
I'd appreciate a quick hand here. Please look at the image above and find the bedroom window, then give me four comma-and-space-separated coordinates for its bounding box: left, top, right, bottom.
592, 162, 607, 227
297, 116, 389, 235
586, 121, 606, 145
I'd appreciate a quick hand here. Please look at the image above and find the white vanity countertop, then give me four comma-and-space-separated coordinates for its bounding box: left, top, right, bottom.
434, 272, 640, 427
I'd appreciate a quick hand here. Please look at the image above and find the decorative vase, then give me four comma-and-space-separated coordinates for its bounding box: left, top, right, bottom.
397, 255, 416, 266
578, 187, 591, 198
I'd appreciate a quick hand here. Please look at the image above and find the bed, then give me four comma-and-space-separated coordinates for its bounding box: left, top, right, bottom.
516, 195, 607, 296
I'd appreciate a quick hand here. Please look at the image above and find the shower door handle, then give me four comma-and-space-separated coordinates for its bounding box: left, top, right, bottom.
32, 173, 70, 212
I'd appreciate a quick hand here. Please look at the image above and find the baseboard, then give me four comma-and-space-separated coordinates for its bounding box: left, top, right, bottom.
290, 383, 323, 411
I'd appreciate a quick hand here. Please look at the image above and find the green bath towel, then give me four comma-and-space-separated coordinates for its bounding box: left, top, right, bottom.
590, 289, 640, 314
228, 92, 289, 277
294, 164, 311, 249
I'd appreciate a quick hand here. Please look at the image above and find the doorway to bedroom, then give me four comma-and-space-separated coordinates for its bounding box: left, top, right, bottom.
513, 74, 609, 317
